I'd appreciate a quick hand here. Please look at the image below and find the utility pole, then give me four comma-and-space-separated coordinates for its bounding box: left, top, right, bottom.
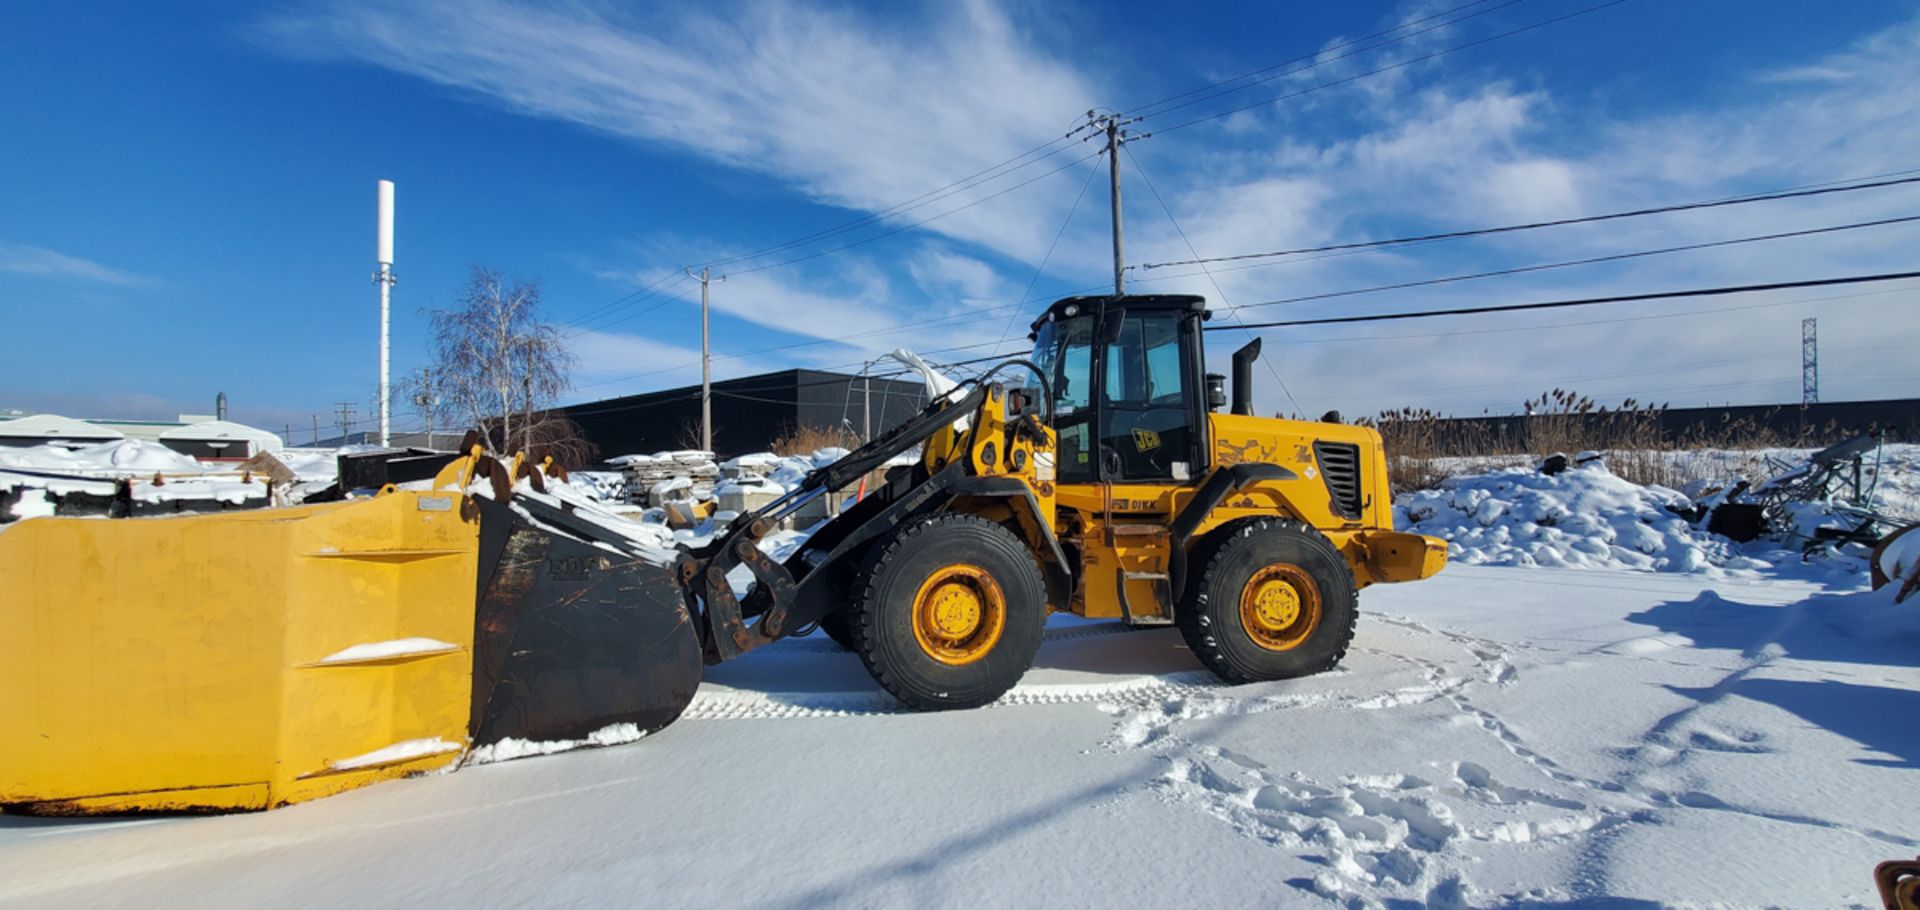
312, 414, 320, 446
687, 267, 725, 453
861, 358, 876, 443
1801, 317, 1819, 404
1083, 111, 1144, 296
335, 402, 356, 445
1107, 116, 1125, 296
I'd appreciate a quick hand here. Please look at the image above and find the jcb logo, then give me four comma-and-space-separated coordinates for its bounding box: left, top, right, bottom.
1133, 428, 1162, 452
547, 555, 594, 581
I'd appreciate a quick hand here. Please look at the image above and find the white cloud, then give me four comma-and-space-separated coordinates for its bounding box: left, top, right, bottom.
1135, 16, 1920, 416
570, 329, 704, 380
258, 0, 1097, 265
0, 241, 148, 286
906, 247, 1011, 304
263, 2, 1920, 414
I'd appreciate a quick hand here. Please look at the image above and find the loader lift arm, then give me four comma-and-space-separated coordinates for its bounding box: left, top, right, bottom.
684, 360, 1069, 666
684, 381, 996, 663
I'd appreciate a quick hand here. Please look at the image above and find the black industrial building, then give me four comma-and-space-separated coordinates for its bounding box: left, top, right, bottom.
558, 369, 931, 459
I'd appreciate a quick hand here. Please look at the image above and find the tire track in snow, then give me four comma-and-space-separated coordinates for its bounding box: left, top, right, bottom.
682, 672, 1226, 721
683, 621, 1182, 719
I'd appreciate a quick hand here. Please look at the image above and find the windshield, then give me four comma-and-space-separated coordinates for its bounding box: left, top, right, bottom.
1029, 316, 1097, 418
1026, 320, 1058, 407
1030, 314, 1098, 481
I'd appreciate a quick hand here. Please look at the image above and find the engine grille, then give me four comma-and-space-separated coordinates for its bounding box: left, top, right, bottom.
1312, 441, 1363, 519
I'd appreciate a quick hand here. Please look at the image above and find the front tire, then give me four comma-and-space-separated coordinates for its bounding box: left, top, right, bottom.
1179, 518, 1357, 684
851, 513, 1047, 710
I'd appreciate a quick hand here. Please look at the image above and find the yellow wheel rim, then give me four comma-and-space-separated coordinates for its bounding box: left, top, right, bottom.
910, 564, 1006, 666
1238, 564, 1321, 652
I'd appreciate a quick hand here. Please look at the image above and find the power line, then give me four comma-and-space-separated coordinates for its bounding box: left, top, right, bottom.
992, 149, 1107, 348
1220, 270, 1920, 331
578, 285, 707, 336
1223, 213, 1920, 314
560, 269, 692, 333
565, 214, 1920, 397
1121, 142, 1307, 416
1141, 172, 1920, 271
1252, 286, 1915, 346
1092, 168, 1920, 295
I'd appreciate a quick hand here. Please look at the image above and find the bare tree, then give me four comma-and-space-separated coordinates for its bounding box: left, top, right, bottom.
427, 267, 579, 457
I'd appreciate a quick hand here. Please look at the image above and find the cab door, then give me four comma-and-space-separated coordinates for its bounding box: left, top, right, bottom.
1095, 309, 1206, 486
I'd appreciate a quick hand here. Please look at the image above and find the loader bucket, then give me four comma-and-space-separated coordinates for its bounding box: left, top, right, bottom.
0, 489, 701, 815
467, 496, 702, 745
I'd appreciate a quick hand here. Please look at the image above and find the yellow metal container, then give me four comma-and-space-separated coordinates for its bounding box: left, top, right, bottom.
0, 491, 479, 813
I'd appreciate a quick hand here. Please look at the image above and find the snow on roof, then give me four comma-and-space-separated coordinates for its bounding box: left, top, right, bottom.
0, 413, 126, 441
157, 420, 285, 452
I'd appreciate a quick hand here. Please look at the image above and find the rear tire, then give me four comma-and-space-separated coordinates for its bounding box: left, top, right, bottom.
1179, 518, 1357, 684
851, 513, 1047, 710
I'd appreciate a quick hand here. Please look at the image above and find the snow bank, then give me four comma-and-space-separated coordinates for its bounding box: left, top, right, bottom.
0, 439, 288, 522
275, 448, 343, 483
0, 439, 202, 474
1396, 459, 1765, 575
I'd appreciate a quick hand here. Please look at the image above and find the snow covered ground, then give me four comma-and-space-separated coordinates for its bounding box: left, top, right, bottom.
1, 562, 1914, 908
1, 448, 1914, 907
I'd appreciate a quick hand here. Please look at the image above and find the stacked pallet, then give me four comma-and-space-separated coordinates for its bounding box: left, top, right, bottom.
608, 451, 719, 507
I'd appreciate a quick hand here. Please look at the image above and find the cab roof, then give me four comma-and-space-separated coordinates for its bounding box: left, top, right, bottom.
1027, 294, 1208, 336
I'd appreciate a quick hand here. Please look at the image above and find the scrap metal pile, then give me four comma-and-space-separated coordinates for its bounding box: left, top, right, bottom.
1699, 433, 1915, 554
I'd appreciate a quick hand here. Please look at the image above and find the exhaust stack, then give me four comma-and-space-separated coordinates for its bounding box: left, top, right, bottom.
1231, 338, 1262, 416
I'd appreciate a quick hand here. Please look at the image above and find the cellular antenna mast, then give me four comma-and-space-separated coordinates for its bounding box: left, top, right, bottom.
375, 180, 397, 447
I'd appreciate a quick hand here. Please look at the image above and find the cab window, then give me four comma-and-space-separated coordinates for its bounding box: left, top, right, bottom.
1100, 312, 1195, 482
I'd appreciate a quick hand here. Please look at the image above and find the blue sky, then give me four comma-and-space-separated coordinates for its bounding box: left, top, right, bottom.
4, 0, 1918, 439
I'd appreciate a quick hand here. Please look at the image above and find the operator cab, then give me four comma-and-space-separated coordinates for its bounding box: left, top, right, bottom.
1027, 295, 1211, 485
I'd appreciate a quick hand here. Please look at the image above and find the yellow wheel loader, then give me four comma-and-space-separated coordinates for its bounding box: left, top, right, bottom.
0, 294, 1443, 814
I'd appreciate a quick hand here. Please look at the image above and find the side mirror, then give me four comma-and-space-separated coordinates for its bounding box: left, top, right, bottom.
1205, 373, 1227, 411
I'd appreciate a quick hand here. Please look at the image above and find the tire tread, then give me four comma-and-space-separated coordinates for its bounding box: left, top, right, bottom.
1177, 517, 1358, 684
